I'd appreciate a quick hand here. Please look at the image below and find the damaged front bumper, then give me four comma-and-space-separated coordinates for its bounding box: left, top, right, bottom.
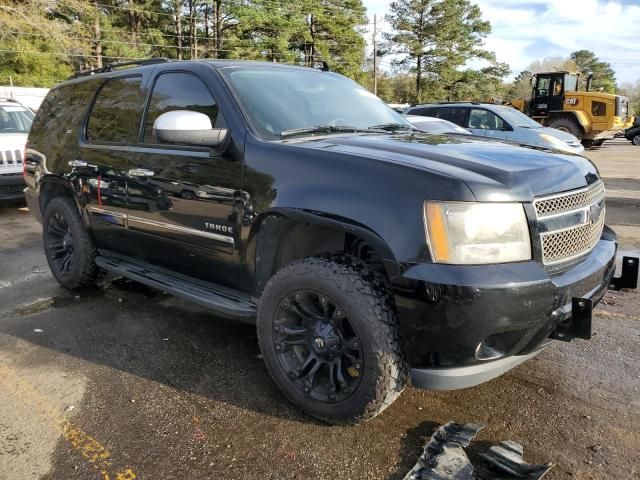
392, 227, 638, 391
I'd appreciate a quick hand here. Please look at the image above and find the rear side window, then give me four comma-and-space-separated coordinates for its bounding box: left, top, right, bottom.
436, 107, 467, 126
410, 107, 436, 117
86, 76, 142, 143
143, 72, 218, 143
468, 108, 505, 130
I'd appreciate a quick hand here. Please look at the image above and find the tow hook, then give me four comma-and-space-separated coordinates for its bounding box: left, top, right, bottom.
551, 298, 593, 342
609, 256, 639, 290
552, 256, 639, 343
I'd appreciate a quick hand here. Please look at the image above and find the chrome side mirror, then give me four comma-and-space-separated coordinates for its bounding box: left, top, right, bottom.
153, 110, 228, 147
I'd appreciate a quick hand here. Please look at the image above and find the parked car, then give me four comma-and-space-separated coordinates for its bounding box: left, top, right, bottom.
0, 98, 33, 201
405, 102, 584, 154
404, 115, 471, 135
24, 59, 637, 425
624, 120, 640, 145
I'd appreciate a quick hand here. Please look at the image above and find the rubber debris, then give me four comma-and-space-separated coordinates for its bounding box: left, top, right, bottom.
403, 422, 554, 480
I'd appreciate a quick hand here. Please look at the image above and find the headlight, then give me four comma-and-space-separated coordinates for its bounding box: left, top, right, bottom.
539, 133, 572, 150
423, 202, 531, 264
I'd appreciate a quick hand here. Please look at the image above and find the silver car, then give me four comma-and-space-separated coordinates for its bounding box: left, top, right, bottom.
405, 102, 584, 154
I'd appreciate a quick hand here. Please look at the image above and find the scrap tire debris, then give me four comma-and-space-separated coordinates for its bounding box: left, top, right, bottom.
403, 422, 554, 480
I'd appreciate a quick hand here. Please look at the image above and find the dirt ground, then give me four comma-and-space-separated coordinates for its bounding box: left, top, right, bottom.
0, 139, 638, 480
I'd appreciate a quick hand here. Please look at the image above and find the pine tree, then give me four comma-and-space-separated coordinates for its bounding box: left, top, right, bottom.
385, 0, 509, 102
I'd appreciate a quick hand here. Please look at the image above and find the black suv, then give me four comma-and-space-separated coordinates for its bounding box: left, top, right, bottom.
24, 59, 637, 424
624, 117, 640, 145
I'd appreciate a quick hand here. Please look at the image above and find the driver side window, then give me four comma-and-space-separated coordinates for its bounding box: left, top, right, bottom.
143, 72, 219, 144
468, 109, 505, 130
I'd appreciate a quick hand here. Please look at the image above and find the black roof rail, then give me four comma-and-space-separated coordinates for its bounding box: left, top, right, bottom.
71, 57, 172, 79
434, 101, 481, 105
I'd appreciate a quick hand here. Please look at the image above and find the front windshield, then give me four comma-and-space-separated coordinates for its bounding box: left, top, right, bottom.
220, 66, 409, 139
0, 105, 34, 134
493, 106, 541, 129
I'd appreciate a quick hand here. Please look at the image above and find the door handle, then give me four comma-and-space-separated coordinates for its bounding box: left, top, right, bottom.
128, 168, 155, 177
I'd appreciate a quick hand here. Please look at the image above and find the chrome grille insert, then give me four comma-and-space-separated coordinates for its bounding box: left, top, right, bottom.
535, 181, 606, 265
541, 214, 605, 264
534, 181, 605, 218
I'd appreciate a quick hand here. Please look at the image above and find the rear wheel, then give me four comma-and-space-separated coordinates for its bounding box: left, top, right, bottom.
632, 134, 640, 146
547, 117, 583, 140
181, 190, 196, 200
257, 255, 408, 425
43, 197, 102, 289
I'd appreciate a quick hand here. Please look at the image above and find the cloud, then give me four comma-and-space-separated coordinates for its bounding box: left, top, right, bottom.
474, 0, 640, 82
362, 0, 640, 83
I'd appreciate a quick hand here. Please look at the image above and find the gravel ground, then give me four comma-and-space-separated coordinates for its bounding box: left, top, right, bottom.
0, 139, 638, 480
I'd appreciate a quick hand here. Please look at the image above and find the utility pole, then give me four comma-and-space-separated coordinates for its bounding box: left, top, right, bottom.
94, 1, 102, 68
372, 14, 377, 96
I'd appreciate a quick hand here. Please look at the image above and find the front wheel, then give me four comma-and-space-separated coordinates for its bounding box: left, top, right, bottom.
547, 117, 583, 140
257, 255, 408, 425
632, 134, 640, 146
43, 197, 102, 289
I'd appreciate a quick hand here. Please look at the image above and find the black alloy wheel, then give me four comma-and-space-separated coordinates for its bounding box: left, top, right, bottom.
42, 196, 102, 289
272, 289, 364, 403
46, 211, 75, 276
257, 255, 408, 424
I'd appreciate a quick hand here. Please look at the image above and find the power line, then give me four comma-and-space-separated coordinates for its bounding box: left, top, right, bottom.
74, 0, 368, 21
2, 28, 365, 52
0, 47, 362, 65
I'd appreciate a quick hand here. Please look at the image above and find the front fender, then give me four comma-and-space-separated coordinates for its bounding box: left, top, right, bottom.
245, 208, 396, 294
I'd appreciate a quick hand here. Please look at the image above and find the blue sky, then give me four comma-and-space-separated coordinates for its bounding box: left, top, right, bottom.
362, 0, 640, 85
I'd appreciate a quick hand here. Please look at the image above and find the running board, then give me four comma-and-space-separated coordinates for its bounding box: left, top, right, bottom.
95, 254, 257, 320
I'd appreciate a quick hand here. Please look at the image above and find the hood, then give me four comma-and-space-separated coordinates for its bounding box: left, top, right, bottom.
292, 132, 598, 202
0, 132, 28, 146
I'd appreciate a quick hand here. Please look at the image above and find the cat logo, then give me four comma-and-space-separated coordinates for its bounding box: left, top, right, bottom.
565, 98, 578, 106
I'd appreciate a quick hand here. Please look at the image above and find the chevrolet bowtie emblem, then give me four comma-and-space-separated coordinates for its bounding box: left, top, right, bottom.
585, 201, 604, 224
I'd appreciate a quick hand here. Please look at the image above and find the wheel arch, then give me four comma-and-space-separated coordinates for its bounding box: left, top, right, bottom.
547, 111, 590, 133
38, 175, 87, 226
246, 208, 397, 295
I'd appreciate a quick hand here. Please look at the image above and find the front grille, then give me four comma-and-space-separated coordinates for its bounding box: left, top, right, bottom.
0, 149, 23, 167
535, 181, 606, 265
534, 182, 605, 217
541, 214, 605, 264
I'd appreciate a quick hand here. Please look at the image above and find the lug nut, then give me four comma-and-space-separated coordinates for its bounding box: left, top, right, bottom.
353, 341, 358, 348
304, 387, 309, 393
320, 297, 326, 303
336, 310, 341, 316
276, 345, 281, 350
330, 394, 336, 400
295, 294, 300, 300
274, 326, 279, 332
355, 363, 360, 369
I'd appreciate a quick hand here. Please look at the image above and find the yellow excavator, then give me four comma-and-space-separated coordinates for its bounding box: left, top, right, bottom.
508, 71, 634, 147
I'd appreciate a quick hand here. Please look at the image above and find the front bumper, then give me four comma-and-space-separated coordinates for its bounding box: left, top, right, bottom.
0, 173, 26, 200
392, 226, 620, 390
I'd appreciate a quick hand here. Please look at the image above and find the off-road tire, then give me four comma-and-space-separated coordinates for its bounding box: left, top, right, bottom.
632, 134, 640, 146
43, 197, 102, 289
547, 117, 583, 140
257, 254, 408, 425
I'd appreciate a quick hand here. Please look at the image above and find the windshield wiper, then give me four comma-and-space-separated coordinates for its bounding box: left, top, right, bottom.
280, 125, 375, 138
368, 122, 416, 132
